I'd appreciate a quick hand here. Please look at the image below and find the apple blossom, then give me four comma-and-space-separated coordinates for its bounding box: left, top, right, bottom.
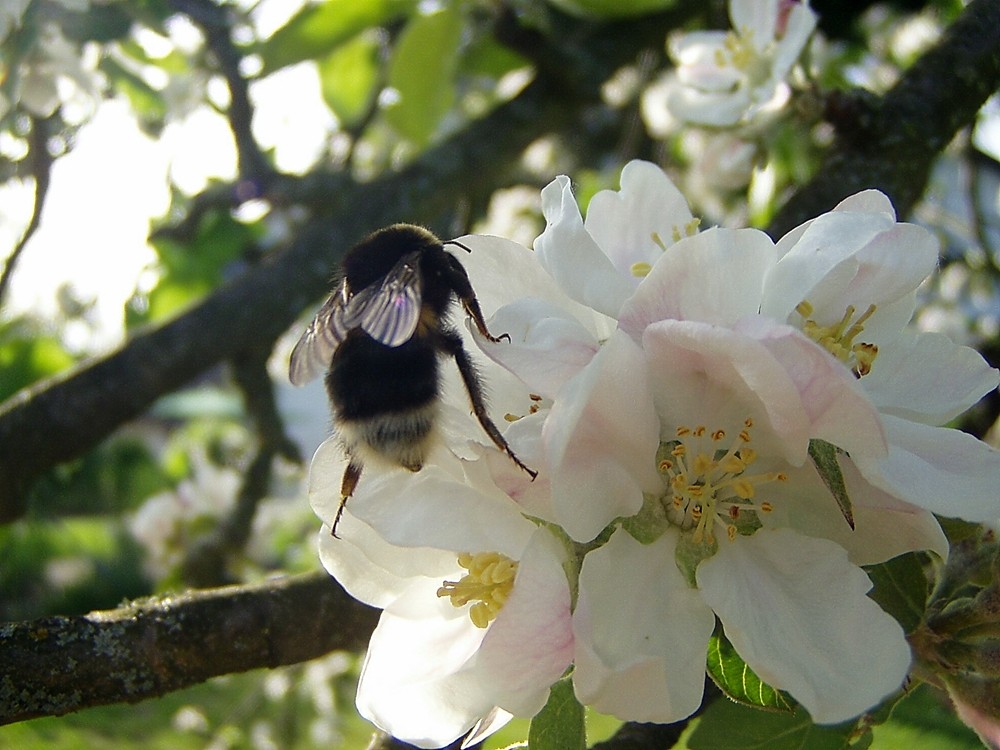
470, 159, 999, 725
309, 438, 573, 749
665, 0, 818, 127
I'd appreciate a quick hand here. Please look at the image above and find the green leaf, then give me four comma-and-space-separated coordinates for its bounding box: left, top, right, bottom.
688, 700, 857, 750
0, 323, 75, 401
865, 552, 929, 633
808, 438, 854, 530
317, 32, 380, 127
528, 677, 586, 750
260, 0, 415, 74
460, 35, 531, 78
543, 0, 677, 19
706, 624, 795, 713
384, 5, 463, 146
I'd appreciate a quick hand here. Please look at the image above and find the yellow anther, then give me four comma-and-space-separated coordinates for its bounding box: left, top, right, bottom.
631, 261, 653, 278
438, 552, 518, 629
651, 232, 668, 252
712, 429, 726, 441
797, 299, 880, 377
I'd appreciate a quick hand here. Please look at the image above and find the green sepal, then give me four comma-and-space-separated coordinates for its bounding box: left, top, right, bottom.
864, 552, 929, 634
808, 438, 854, 529
528, 676, 586, 750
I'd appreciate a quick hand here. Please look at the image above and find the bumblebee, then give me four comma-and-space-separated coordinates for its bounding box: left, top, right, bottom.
289, 223, 536, 535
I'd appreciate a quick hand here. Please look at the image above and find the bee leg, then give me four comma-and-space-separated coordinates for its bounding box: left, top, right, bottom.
437, 329, 538, 481
331, 460, 363, 538
442, 253, 512, 344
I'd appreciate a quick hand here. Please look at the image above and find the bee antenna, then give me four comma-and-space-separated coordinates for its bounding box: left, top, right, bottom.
444, 239, 473, 253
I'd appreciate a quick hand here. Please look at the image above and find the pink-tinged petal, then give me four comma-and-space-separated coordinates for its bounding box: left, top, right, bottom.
472, 530, 574, 716
475, 297, 600, 400
856, 416, 1000, 524
772, 2, 817, 78
584, 160, 694, 280
735, 317, 888, 458
482, 413, 559, 523
697, 529, 911, 724
535, 176, 635, 318
763, 459, 948, 565
642, 320, 812, 465
573, 528, 715, 723
357, 577, 497, 748
729, 0, 779, 47
619, 227, 776, 338
863, 330, 1000, 425
764, 211, 897, 322
543, 330, 661, 542
793, 224, 937, 336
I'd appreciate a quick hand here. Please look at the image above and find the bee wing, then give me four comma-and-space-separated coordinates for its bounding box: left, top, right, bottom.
288, 282, 352, 386
342, 251, 423, 347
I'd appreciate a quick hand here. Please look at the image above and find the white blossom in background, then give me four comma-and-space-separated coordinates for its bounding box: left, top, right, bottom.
2, 21, 101, 122
665, 0, 818, 127
129, 455, 241, 579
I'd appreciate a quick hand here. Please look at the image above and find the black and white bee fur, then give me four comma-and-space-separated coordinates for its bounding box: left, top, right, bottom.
289, 223, 536, 536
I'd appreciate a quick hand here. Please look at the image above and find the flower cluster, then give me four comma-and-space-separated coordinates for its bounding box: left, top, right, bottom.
308, 159, 1000, 747
665, 0, 818, 128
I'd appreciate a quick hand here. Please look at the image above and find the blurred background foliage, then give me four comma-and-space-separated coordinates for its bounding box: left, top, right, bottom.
1, 0, 998, 747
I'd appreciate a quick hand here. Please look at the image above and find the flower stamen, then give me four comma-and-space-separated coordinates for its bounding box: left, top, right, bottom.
437, 552, 518, 628
796, 300, 879, 377
659, 419, 785, 545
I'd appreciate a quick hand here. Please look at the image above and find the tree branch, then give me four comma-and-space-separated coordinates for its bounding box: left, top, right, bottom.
0, 570, 378, 725
768, 0, 1000, 236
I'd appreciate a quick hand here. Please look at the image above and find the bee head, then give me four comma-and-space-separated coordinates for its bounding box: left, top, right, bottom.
343, 223, 441, 291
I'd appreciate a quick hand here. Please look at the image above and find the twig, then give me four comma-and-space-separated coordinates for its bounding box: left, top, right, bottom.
0, 115, 53, 307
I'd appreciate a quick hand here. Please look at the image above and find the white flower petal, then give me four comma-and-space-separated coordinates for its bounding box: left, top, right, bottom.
618, 226, 776, 338
729, 0, 778, 44
667, 85, 753, 126
697, 529, 911, 724
584, 159, 694, 279
863, 330, 1000, 425
735, 316, 887, 458
856, 416, 1000, 524
832, 189, 896, 218
772, 2, 818, 78
763, 459, 949, 565
452, 233, 569, 317
349, 452, 536, 558
535, 176, 635, 318
316, 514, 455, 608
357, 578, 496, 748
543, 330, 661, 541
642, 319, 814, 464
573, 528, 715, 723
764, 210, 899, 322
476, 297, 600, 400
471, 529, 574, 716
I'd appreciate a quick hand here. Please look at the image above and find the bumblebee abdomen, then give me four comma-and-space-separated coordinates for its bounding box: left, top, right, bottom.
325, 333, 439, 420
